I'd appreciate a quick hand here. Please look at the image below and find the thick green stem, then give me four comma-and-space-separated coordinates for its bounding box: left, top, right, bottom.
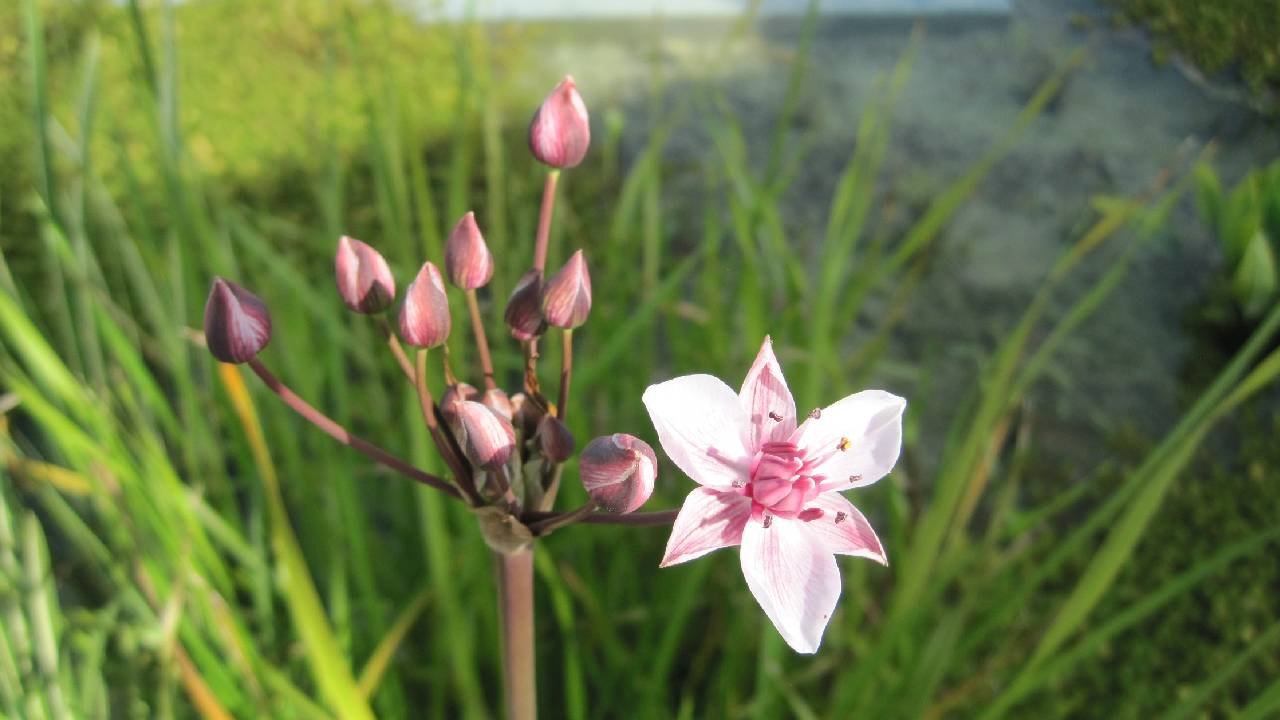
496, 549, 536, 720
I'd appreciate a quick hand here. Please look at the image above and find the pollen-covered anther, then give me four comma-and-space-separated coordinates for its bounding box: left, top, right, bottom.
762, 515, 773, 529
837, 437, 851, 452
834, 512, 848, 524
848, 474, 862, 484
768, 411, 783, 422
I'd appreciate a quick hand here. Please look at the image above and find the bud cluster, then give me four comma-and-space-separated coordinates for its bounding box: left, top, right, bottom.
202, 75, 655, 548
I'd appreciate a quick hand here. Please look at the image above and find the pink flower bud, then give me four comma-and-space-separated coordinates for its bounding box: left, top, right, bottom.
440, 383, 480, 425
445, 212, 495, 290
203, 277, 272, 364
504, 269, 547, 341
482, 388, 514, 421
580, 434, 657, 514
455, 401, 516, 470
537, 415, 575, 463
542, 250, 592, 329
528, 76, 590, 169
334, 236, 396, 313
399, 262, 451, 348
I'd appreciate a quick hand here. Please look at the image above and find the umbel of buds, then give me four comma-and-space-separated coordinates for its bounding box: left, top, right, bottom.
543, 250, 592, 329
505, 269, 547, 340
335, 236, 396, 313
204, 278, 272, 364
454, 401, 517, 471
580, 434, 657, 514
528, 76, 590, 169
399, 262, 451, 348
445, 212, 495, 290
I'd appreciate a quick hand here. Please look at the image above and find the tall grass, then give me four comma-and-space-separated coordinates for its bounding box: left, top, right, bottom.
2, 1, 1278, 717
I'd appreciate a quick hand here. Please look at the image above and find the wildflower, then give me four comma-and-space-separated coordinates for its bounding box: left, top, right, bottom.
580, 434, 657, 514
455, 401, 517, 471
643, 336, 903, 653
399, 262, 451, 348
505, 269, 547, 341
203, 278, 272, 364
445, 212, 495, 290
334, 236, 396, 313
542, 250, 592, 329
528, 76, 590, 169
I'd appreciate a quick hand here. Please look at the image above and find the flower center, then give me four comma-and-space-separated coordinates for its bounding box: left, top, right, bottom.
744, 441, 824, 522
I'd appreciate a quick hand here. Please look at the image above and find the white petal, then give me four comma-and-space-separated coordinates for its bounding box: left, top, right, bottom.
660, 488, 752, 567
643, 375, 752, 489
739, 336, 797, 448
792, 390, 905, 492
740, 518, 841, 654
803, 493, 887, 565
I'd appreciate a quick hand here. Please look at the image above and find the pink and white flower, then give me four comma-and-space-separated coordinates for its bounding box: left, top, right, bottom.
643, 337, 904, 653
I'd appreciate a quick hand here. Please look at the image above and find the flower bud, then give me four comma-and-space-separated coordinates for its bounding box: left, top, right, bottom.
399, 262, 451, 348
504, 269, 547, 341
510, 392, 544, 439
440, 383, 480, 425
537, 415, 575, 463
528, 75, 590, 169
482, 388, 514, 421
455, 401, 516, 471
203, 277, 272, 364
445, 212, 495, 290
542, 250, 592, 329
334, 235, 396, 313
580, 434, 657, 514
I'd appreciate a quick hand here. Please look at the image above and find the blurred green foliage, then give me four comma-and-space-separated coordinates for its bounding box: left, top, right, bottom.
1195, 158, 1280, 319
1107, 0, 1280, 99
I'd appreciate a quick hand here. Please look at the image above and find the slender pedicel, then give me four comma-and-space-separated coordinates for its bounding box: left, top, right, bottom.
466, 289, 498, 391
521, 508, 678, 527
557, 329, 573, 423
415, 349, 482, 506
246, 358, 459, 498
377, 315, 416, 383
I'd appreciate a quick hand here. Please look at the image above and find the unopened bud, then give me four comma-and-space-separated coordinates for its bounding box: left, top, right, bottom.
334, 236, 396, 313
204, 277, 272, 364
528, 75, 590, 169
445, 212, 495, 290
510, 392, 544, 438
399, 262, 451, 348
482, 388, 514, 421
580, 434, 657, 514
455, 401, 516, 470
542, 250, 592, 329
537, 415, 575, 463
504, 269, 547, 341
440, 383, 480, 425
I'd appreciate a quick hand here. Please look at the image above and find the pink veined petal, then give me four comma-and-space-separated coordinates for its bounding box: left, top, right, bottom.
739, 518, 841, 654
660, 488, 752, 567
739, 336, 797, 448
803, 493, 887, 565
643, 375, 752, 489
792, 390, 905, 492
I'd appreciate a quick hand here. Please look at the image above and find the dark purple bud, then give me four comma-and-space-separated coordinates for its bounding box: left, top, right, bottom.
445, 212, 495, 290
504, 269, 547, 341
580, 434, 657, 514
455, 401, 516, 471
203, 277, 272, 364
482, 388, 514, 421
528, 76, 590, 169
537, 415, 575, 464
510, 392, 544, 439
440, 383, 480, 426
399, 262, 451, 348
542, 250, 592, 329
334, 236, 396, 313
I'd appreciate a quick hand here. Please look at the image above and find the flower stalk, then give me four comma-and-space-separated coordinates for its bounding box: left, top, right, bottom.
496, 549, 536, 720
465, 288, 498, 391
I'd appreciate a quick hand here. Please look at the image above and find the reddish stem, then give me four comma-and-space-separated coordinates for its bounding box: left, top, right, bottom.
378, 316, 416, 383
465, 289, 498, 391
246, 358, 460, 499
532, 170, 560, 274
496, 549, 537, 720
556, 328, 573, 421
521, 508, 679, 527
